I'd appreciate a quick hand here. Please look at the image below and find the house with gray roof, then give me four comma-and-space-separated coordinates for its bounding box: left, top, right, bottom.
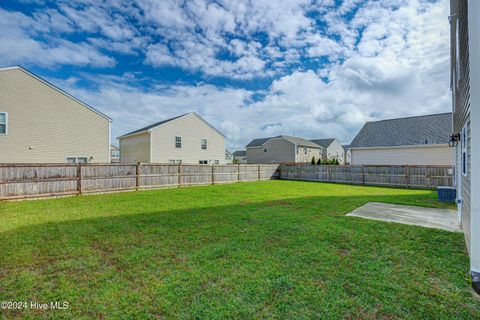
232, 150, 247, 163
246, 135, 323, 164
310, 138, 345, 164
118, 112, 226, 164
349, 113, 453, 165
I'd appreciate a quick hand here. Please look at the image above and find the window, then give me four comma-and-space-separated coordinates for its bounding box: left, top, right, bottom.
304, 147, 308, 155
199, 160, 208, 164
0, 112, 7, 135
214, 160, 219, 164
175, 159, 182, 164
264, 147, 267, 152
461, 123, 468, 176
169, 160, 176, 164
66, 156, 88, 164
175, 136, 182, 148
201, 139, 207, 150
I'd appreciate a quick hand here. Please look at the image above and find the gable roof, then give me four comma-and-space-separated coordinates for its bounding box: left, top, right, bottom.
246, 135, 321, 148
349, 112, 452, 148
0, 66, 111, 121
118, 112, 225, 139
310, 138, 336, 148
233, 150, 246, 157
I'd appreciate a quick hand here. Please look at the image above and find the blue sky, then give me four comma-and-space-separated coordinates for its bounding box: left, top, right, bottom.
0, 0, 451, 150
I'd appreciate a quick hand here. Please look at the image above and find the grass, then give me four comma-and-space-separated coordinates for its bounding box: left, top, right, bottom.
0, 180, 478, 319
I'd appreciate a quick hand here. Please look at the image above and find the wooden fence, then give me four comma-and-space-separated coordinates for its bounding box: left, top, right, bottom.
279, 164, 453, 189
0, 163, 280, 200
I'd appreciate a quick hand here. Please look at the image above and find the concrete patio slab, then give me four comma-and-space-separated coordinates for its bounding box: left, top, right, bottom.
347, 202, 461, 232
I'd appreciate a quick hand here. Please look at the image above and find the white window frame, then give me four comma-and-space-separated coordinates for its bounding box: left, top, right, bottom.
168, 160, 176, 164
175, 136, 182, 148
201, 138, 207, 150
199, 160, 208, 164
462, 123, 468, 176
214, 160, 219, 164
264, 147, 267, 153
0, 112, 7, 135
65, 156, 89, 164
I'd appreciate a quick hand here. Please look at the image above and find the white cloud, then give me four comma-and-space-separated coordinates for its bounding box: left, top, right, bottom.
3, 0, 452, 150
0, 9, 115, 67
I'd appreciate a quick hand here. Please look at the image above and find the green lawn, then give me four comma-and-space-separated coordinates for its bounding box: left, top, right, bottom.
1, 181, 478, 319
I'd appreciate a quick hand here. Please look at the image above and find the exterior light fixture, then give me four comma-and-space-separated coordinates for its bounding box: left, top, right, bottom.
448, 133, 461, 148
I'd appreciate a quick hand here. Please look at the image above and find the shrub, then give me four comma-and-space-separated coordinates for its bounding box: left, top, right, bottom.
311, 157, 316, 165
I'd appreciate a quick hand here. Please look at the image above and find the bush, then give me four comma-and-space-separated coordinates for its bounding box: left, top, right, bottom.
311, 157, 316, 165
317, 158, 322, 165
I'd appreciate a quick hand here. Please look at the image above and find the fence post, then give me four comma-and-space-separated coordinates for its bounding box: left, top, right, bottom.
77, 163, 82, 195
238, 164, 241, 181
405, 165, 409, 189
178, 164, 182, 187
212, 165, 215, 185
135, 162, 140, 190
362, 165, 366, 186
258, 165, 261, 181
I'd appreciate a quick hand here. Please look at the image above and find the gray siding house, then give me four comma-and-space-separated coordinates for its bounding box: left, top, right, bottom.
310, 138, 345, 164
349, 113, 453, 165
0, 66, 111, 163
246, 135, 323, 164
118, 112, 226, 164
450, 0, 480, 293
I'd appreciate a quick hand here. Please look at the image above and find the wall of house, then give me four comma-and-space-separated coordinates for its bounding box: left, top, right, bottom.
150, 113, 225, 164
119, 132, 150, 163
295, 146, 323, 163
326, 140, 345, 164
0, 68, 110, 163
350, 145, 453, 165
247, 139, 295, 163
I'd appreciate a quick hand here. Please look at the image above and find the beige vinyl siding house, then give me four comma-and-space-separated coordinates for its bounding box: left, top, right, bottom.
349, 113, 453, 166
310, 138, 345, 164
246, 135, 323, 164
450, 0, 480, 292
118, 113, 225, 164
0, 66, 111, 163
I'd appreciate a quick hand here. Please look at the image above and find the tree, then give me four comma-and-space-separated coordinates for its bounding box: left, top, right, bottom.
311, 156, 316, 165
317, 158, 322, 165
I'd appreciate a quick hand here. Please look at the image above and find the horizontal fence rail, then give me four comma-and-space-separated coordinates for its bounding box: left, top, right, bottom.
279, 164, 453, 189
0, 163, 280, 200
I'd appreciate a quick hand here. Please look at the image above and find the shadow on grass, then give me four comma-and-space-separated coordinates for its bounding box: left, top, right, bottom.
0, 191, 475, 319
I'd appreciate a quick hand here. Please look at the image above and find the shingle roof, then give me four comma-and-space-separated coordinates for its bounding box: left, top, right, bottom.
233, 150, 246, 156
310, 138, 336, 148
119, 113, 189, 138
349, 113, 452, 148
246, 135, 321, 148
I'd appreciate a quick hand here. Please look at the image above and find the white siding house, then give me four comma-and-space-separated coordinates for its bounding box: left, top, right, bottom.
118, 113, 226, 164
310, 138, 345, 164
349, 113, 453, 166
0, 66, 111, 163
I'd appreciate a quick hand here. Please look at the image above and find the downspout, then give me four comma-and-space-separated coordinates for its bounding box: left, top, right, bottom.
468, 0, 480, 294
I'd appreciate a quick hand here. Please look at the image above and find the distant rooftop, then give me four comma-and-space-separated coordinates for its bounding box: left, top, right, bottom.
233, 150, 246, 157
310, 138, 336, 148
246, 135, 321, 148
349, 113, 452, 148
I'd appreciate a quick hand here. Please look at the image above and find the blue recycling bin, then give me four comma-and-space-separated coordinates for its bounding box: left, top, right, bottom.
438, 186, 456, 203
